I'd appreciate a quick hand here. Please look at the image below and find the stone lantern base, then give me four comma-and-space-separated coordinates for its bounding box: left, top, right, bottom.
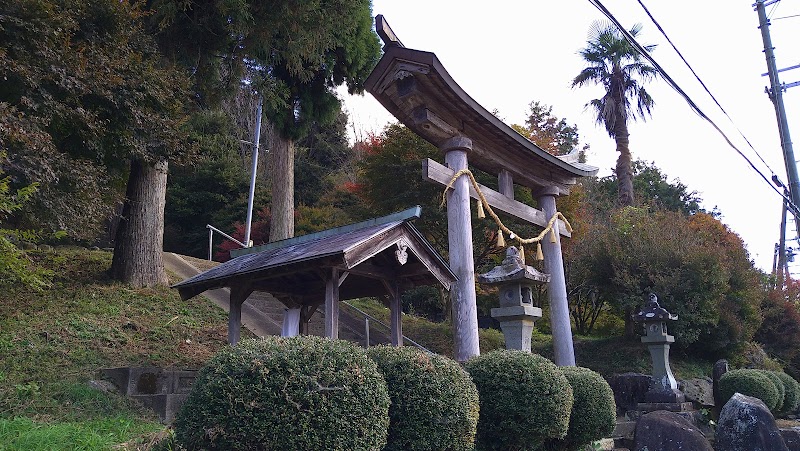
491, 305, 542, 352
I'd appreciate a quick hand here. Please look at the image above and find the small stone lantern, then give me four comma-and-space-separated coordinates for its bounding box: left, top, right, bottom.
478, 247, 548, 352
633, 293, 685, 403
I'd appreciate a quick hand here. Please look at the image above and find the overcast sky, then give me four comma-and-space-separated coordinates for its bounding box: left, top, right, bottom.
340, 0, 800, 273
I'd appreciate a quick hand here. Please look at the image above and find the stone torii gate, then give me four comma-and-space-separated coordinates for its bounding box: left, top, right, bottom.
364, 16, 598, 364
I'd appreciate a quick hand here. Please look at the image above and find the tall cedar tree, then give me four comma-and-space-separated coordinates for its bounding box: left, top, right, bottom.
572, 22, 658, 207
147, 0, 381, 242
1, 0, 189, 287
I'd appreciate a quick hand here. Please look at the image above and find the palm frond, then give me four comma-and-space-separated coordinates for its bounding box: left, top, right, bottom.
572, 21, 660, 128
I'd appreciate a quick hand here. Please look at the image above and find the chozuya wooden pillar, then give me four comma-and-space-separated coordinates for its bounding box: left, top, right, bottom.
442, 136, 480, 362
325, 267, 340, 339
229, 283, 253, 345
382, 279, 404, 346
536, 187, 576, 366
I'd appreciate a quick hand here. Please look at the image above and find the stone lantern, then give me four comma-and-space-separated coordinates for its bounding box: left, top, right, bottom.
633, 293, 685, 403
478, 247, 548, 352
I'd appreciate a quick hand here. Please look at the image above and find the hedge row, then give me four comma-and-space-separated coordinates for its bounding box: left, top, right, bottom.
173, 338, 616, 450
718, 368, 800, 416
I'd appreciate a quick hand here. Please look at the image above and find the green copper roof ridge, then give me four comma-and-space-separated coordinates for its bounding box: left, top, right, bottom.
229, 205, 422, 258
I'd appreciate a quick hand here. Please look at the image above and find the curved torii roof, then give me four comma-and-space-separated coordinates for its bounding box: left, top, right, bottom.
365, 15, 598, 195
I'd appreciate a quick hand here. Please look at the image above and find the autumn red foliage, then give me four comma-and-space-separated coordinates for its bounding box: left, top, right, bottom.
214, 207, 271, 262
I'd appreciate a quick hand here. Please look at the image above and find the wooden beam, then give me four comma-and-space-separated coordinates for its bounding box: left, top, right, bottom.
344, 226, 405, 269
338, 271, 350, 287
228, 283, 253, 345
325, 267, 340, 339
399, 230, 455, 290
498, 169, 514, 199
343, 262, 397, 281
423, 158, 570, 237
300, 305, 312, 335
380, 279, 403, 347
411, 108, 576, 193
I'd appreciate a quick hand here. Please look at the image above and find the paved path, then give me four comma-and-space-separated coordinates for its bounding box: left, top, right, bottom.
163, 252, 282, 338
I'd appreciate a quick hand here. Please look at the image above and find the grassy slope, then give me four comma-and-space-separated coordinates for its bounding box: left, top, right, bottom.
0, 248, 234, 448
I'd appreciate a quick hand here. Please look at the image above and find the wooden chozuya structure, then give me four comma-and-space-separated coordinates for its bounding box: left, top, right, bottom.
173, 207, 456, 346
364, 16, 598, 364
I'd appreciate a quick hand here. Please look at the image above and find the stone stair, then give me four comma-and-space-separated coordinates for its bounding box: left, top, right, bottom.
101, 367, 197, 423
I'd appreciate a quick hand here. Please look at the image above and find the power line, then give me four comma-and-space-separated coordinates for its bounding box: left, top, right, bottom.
585, 0, 800, 217
768, 0, 781, 19
636, 0, 781, 180
773, 13, 800, 20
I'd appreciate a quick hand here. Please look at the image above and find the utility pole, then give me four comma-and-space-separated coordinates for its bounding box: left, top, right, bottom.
756, 0, 800, 284
243, 95, 263, 248
777, 197, 787, 287
756, 0, 799, 211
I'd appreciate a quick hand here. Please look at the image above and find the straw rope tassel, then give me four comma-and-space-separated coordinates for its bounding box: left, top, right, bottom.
496, 229, 506, 248
439, 169, 576, 258
519, 244, 525, 265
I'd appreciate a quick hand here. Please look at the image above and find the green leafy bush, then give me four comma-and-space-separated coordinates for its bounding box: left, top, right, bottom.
762, 370, 786, 413
775, 371, 800, 415
367, 346, 479, 451
0, 152, 50, 291
174, 336, 390, 450
718, 368, 780, 412
464, 350, 573, 451
544, 366, 617, 451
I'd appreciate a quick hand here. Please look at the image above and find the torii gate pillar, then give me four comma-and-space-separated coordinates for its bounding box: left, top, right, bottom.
537, 187, 575, 366
442, 136, 480, 362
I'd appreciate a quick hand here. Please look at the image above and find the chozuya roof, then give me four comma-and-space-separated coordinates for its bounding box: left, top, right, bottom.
365, 15, 598, 196
172, 207, 456, 304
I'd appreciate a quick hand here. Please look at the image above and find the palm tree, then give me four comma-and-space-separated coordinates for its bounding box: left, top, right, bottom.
572, 22, 658, 207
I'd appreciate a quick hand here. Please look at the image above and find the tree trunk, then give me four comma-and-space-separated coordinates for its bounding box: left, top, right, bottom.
614, 114, 634, 207
623, 305, 637, 339
269, 131, 295, 242
110, 158, 169, 287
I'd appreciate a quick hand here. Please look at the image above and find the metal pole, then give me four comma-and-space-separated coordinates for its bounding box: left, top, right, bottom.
243, 95, 263, 248
756, 1, 800, 217
365, 318, 370, 347
779, 198, 788, 287
208, 227, 214, 261
207, 224, 247, 248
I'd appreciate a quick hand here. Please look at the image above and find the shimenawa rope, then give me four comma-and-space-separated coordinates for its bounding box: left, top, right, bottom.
440, 169, 573, 263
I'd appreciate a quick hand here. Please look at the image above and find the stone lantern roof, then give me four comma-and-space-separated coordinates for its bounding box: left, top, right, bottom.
633, 293, 678, 322
477, 247, 550, 285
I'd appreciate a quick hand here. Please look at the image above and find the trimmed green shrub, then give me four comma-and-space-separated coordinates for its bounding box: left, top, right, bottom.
465, 350, 573, 451
718, 368, 780, 412
543, 367, 617, 451
367, 346, 479, 451
174, 336, 390, 450
762, 370, 786, 413
775, 371, 800, 415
